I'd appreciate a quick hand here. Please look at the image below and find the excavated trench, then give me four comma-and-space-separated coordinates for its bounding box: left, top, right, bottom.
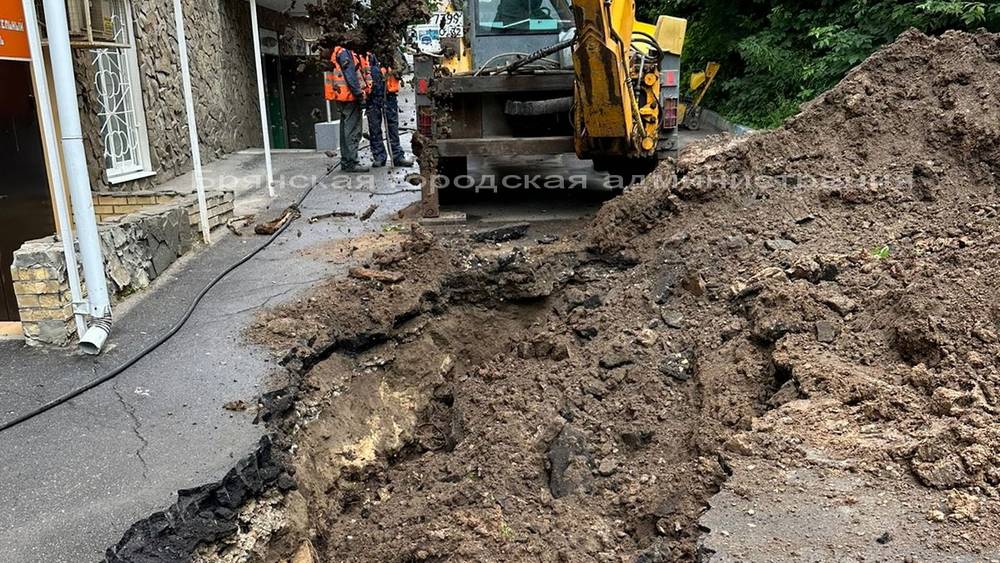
104, 216, 783, 563
208, 229, 756, 563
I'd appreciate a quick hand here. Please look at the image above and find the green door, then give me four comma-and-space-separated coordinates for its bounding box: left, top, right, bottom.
264, 54, 287, 149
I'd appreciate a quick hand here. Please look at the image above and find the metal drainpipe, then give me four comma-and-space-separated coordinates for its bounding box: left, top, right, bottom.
249, 0, 275, 197
171, 0, 212, 243
39, 0, 114, 355
21, 0, 87, 340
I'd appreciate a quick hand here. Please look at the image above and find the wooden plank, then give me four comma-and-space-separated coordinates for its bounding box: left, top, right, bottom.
435, 136, 575, 157
0, 322, 23, 338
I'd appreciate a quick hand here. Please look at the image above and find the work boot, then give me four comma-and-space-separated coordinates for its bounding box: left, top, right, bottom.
343, 164, 370, 173
372, 159, 387, 168
393, 157, 414, 167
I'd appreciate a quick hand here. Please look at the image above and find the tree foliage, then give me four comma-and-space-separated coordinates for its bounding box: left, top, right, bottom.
308, 0, 431, 62
638, 0, 1000, 128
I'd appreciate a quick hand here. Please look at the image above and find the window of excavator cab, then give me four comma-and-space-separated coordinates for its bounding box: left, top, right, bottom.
476, 0, 574, 35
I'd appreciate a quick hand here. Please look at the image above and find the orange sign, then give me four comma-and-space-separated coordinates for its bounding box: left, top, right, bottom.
0, 0, 30, 61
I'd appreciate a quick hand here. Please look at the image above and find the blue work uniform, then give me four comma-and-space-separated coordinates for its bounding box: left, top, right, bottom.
366, 52, 405, 164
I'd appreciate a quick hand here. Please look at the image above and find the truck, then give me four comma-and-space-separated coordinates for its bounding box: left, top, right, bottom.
413, 0, 686, 217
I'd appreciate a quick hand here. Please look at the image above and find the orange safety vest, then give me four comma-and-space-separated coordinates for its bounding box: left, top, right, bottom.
323, 71, 337, 101
359, 54, 374, 96
328, 46, 368, 102
382, 67, 400, 94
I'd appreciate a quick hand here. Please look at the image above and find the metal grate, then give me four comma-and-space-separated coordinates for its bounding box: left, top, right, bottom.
90, 0, 143, 178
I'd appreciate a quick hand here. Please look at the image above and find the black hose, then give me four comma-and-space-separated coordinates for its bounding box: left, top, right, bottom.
490, 35, 575, 75
632, 31, 663, 59
0, 159, 347, 434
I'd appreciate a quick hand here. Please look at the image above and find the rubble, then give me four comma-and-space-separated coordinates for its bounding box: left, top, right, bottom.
470, 222, 531, 243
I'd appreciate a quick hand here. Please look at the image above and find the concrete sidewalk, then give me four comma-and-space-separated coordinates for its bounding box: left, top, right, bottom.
0, 148, 420, 562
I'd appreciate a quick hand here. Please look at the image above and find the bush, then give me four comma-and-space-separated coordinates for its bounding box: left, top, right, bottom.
639, 0, 1000, 128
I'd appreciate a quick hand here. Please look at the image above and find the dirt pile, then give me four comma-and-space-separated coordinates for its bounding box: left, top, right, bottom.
588, 28, 1000, 557
592, 27, 1000, 486
186, 29, 1000, 563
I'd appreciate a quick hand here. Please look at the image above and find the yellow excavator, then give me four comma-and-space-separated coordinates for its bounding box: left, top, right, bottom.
678, 62, 721, 130
414, 0, 686, 216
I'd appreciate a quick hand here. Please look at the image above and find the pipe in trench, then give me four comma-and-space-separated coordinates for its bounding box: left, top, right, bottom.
39, 0, 114, 354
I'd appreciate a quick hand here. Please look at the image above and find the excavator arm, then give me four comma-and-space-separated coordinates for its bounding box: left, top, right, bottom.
571, 0, 686, 161
571, 0, 639, 145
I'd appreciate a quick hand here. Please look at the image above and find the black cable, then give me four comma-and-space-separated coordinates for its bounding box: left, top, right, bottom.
0, 160, 344, 434
490, 35, 575, 76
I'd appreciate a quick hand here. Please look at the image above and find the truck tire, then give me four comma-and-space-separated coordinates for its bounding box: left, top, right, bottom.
685, 106, 703, 131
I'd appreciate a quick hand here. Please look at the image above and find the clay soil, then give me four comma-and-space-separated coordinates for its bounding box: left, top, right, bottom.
199, 29, 1000, 563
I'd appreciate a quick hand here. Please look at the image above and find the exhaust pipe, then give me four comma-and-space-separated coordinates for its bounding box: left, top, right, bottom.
79, 317, 112, 356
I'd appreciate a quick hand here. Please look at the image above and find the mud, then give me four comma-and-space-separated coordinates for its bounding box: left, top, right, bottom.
109, 29, 1000, 562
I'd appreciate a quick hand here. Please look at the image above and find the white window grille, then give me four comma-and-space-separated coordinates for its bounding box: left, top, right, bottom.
90, 0, 152, 183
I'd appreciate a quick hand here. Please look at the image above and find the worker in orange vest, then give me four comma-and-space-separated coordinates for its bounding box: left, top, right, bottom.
328, 43, 371, 172
365, 50, 413, 168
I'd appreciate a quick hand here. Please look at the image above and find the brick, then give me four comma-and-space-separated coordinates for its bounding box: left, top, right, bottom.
95, 195, 121, 205
126, 195, 157, 205
113, 204, 143, 214
20, 305, 73, 322
94, 205, 116, 215
156, 195, 177, 204
38, 293, 67, 308
207, 202, 233, 215
13, 280, 63, 295
28, 267, 60, 281
15, 294, 40, 308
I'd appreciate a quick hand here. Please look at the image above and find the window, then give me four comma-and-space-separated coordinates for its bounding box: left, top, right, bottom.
476, 0, 574, 35
91, 0, 152, 183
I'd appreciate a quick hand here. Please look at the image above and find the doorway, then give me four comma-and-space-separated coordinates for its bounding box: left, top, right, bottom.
0, 60, 56, 321
264, 53, 288, 149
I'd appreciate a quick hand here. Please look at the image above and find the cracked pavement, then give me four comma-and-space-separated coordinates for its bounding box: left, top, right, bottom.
0, 148, 419, 562
112, 384, 150, 480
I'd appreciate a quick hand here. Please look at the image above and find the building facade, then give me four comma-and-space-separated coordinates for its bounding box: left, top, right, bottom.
74, 0, 268, 192
1, 0, 316, 344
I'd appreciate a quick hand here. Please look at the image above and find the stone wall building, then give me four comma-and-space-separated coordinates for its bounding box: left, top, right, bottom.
2, 0, 315, 346
72, 0, 279, 192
